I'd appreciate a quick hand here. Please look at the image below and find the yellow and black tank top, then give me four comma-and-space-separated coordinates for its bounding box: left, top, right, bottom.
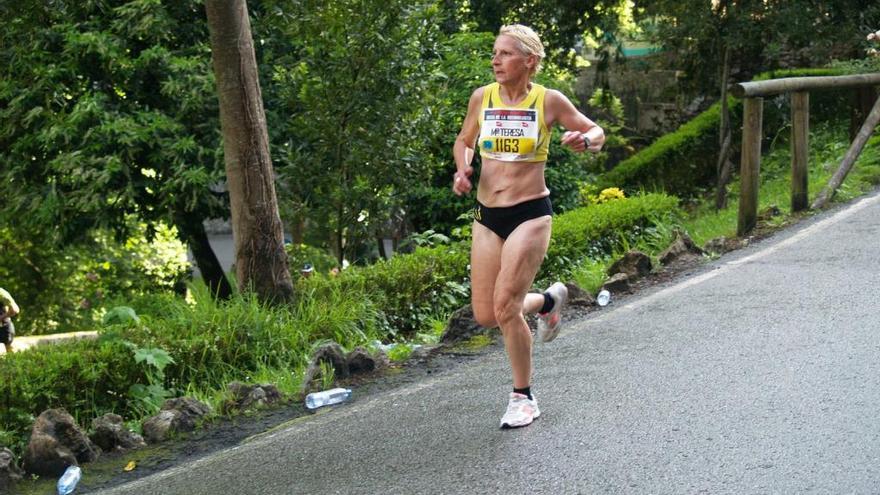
478, 82, 550, 162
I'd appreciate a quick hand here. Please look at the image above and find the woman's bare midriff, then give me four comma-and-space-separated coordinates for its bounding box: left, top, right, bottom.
476, 157, 549, 207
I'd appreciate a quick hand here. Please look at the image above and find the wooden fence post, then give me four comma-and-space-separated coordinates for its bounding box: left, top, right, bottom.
812, 95, 880, 209
791, 92, 809, 212
738, 97, 763, 236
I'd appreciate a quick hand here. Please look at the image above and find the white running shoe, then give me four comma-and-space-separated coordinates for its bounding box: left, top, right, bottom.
537, 282, 568, 343
499, 392, 540, 429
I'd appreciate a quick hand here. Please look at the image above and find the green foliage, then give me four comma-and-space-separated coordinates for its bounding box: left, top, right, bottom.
680, 121, 880, 246
103, 307, 140, 326
0, 223, 187, 335
285, 244, 339, 275
326, 243, 472, 336
444, 0, 634, 72
268, 0, 440, 263
596, 68, 854, 197
0, 339, 143, 455
127, 344, 176, 416
541, 193, 681, 282
638, 1, 880, 95
0, 1, 226, 244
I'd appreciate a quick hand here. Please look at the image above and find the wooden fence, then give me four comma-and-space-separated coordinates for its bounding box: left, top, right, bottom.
729, 73, 880, 235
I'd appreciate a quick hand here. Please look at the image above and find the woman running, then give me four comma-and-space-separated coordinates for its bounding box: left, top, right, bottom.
452, 24, 605, 428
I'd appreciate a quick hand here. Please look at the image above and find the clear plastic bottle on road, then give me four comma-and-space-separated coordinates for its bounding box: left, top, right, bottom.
596, 290, 611, 307
305, 388, 352, 409
57, 465, 81, 495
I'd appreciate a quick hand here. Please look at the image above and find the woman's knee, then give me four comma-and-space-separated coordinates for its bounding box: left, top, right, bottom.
492, 294, 523, 327
472, 303, 497, 328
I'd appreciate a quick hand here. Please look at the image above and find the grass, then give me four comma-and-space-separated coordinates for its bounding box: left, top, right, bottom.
681, 120, 880, 246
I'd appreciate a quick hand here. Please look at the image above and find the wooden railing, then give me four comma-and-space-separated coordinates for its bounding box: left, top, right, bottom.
729, 73, 880, 235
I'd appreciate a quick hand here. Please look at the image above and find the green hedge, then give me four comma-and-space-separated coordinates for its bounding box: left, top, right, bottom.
597, 67, 852, 196
0, 339, 142, 453
541, 192, 680, 280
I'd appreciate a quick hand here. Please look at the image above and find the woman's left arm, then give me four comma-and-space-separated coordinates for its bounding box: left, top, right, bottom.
546, 89, 605, 153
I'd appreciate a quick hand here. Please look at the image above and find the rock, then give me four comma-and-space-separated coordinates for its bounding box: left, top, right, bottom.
602, 273, 631, 294
346, 347, 379, 374
90, 414, 145, 452
142, 397, 211, 444
0, 447, 23, 492
221, 382, 283, 414
704, 236, 749, 255
308, 342, 350, 379
440, 305, 488, 344
607, 250, 652, 280
659, 230, 705, 265
301, 343, 350, 394
23, 408, 99, 477
565, 282, 595, 307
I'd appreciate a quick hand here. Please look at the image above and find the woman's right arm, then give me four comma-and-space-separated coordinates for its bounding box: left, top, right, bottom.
452, 87, 484, 196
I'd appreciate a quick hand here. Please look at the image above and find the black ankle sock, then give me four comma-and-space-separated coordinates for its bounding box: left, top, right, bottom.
513, 386, 532, 400
539, 292, 554, 314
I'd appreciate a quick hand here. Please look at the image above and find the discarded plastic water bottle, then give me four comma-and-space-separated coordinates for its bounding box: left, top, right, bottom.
305, 388, 352, 409
57, 465, 81, 495
596, 290, 611, 307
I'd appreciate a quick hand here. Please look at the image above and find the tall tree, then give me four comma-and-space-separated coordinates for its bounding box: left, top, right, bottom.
204, 0, 293, 302
443, 0, 630, 71
265, 0, 440, 263
0, 0, 233, 299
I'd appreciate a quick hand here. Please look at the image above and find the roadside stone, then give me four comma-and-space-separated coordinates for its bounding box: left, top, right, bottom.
704, 236, 749, 255
607, 250, 652, 280
301, 342, 350, 394
440, 305, 488, 344
602, 273, 631, 294
221, 382, 284, 414
346, 347, 379, 374
90, 414, 145, 452
23, 408, 99, 477
308, 342, 350, 379
142, 397, 212, 444
0, 447, 23, 492
659, 230, 705, 265
565, 282, 596, 307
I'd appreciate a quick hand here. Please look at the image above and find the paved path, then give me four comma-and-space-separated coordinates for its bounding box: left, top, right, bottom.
95, 191, 880, 494
0, 331, 97, 355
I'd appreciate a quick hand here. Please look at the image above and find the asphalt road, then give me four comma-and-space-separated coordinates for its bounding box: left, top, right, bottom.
96, 191, 880, 494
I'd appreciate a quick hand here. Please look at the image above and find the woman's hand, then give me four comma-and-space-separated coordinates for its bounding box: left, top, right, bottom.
561, 130, 602, 153
453, 166, 474, 196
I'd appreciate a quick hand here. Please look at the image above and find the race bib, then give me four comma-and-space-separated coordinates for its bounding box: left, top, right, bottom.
480, 108, 539, 159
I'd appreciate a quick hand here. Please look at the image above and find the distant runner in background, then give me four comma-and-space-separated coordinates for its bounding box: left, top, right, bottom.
0, 287, 20, 353
452, 24, 605, 428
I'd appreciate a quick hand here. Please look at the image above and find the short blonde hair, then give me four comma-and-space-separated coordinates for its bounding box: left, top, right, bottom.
499, 24, 546, 76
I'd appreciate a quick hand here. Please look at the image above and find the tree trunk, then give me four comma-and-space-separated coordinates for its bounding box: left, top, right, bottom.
715, 45, 734, 210
175, 214, 233, 300
204, 0, 293, 303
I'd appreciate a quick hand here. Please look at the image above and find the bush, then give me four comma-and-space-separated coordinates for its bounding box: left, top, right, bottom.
541, 193, 681, 282
596, 68, 853, 197
285, 243, 339, 274
0, 223, 188, 335
306, 242, 471, 337
0, 338, 142, 454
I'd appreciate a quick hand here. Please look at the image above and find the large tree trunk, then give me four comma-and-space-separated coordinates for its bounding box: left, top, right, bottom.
205, 0, 293, 303
175, 214, 233, 300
